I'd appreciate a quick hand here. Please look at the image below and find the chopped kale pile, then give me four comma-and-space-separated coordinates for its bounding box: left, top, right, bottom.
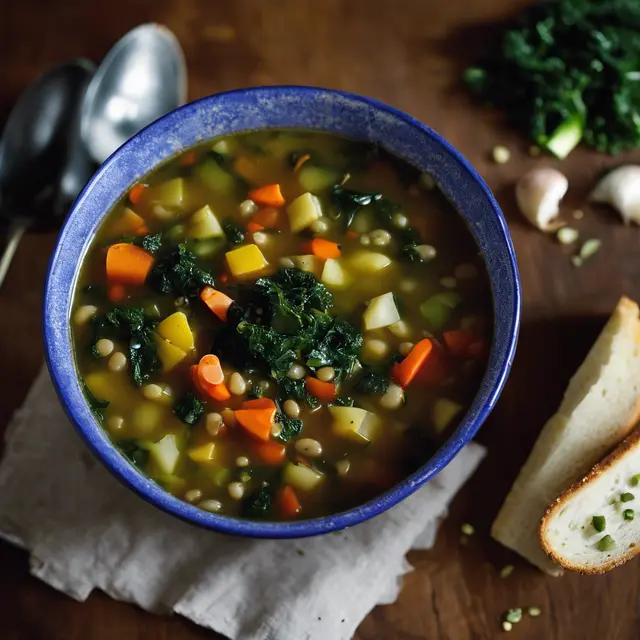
92, 307, 160, 386
464, 0, 640, 156
148, 243, 215, 298
215, 268, 362, 382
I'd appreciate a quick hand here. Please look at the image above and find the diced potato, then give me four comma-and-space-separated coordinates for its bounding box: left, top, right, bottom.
321, 258, 350, 288
84, 371, 138, 405
297, 165, 341, 193
186, 204, 225, 239
419, 292, 461, 330
287, 192, 322, 232
156, 311, 194, 352
191, 239, 223, 258
109, 207, 145, 236
212, 138, 237, 156
293, 254, 323, 277
226, 244, 268, 277
130, 402, 165, 435
388, 320, 412, 339
348, 251, 392, 273
363, 292, 400, 330
155, 178, 184, 208
329, 406, 380, 443
154, 334, 188, 372
282, 462, 325, 492
196, 160, 236, 193
432, 398, 463, 434
145, 434, 182, 475
187, 442, 217, 463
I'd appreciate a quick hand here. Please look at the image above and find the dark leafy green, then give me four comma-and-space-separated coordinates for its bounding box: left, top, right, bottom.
357, 370, 390, 395
333, 396, 355, 407
82, 381, 109, 421
118, 233, 163, 254
174, 392, 204, 426
464, 0, 640, 156
97, 307, 160, 386
277, 378, 320, 410
305, 318, 363, 380
275, 412, 303, 443
117, 440, 149, 469
331, 185, 381, 228
148, 243, 215, 298
223, 222, 245, 245
241, 485, 274, 518
215, 269, 360, 383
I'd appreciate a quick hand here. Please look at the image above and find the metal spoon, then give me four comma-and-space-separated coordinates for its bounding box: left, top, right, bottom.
81, 23, 187, 163
0, 59, 95, 287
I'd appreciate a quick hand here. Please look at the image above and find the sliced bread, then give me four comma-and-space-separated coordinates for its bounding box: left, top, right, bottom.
539, 428, 640, 573
491, 296, 640, 575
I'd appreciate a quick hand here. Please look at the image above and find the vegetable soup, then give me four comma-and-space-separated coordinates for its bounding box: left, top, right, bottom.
72, 130, 492, 520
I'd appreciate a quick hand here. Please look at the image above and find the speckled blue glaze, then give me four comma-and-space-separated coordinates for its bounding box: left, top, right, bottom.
44, 87, 520, 538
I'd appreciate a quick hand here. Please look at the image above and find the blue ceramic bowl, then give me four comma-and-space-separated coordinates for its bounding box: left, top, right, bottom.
44, 86, 520, 538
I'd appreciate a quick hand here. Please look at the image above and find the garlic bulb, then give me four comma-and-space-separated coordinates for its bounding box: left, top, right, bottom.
590, 165, 640, 225
515, 167, 568, 231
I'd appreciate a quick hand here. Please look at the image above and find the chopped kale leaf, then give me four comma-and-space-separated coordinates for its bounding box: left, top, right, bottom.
117, 439, 149, 469
223, 221, 245, 245
241, 485, 274, 518
148, 243, 215, 298
357, 369, 390, 395
331, 184, 382, 228
96, 307, 160, 386
82, 380, 109, 421
275, 412, 303, 443
174, 392, 204, 426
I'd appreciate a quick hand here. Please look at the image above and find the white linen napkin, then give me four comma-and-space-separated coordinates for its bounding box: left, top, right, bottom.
0, 368, 485, 640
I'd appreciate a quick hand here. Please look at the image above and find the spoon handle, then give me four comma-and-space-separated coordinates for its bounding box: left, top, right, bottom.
0, 222, 28, 289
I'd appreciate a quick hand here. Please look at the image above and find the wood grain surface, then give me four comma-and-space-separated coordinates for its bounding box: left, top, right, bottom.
1, 0, 639, 638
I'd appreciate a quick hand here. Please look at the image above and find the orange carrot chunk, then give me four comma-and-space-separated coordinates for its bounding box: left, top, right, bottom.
247, 221, 265, 233
442, 330, 475, 357
198, 354, 224, 386
200, 286, 234, 322
191, 365, 231, 402
308, 238, 342, 260
128, 183, 147, 205
248, 184, 285, 208
391, 339, 436, 389
108, 283, 127, 302
305, 376, 337, 402
106, 243, 154, 286
278, 485, 302, 517
208, 382, 231, 402
251, 207, 284, 229
179, 151, 197, 166
235, 408, 276, 441
254, 441, 287, 465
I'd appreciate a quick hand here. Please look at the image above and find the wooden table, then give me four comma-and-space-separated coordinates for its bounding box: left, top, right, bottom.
1, 0, 639, 638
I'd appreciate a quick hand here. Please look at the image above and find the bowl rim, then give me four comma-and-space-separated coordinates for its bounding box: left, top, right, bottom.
44, 85, 520, 538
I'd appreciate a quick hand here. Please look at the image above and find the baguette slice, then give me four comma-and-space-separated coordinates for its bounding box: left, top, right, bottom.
539, 428, 640, 573
491, 296, 640, 575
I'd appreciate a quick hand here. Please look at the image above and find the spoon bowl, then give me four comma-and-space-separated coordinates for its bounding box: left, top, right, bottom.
0, 58, 95, 219
81, 23, 187, 164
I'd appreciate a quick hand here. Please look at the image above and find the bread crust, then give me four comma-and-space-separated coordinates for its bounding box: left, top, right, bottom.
539, 423, 640, 574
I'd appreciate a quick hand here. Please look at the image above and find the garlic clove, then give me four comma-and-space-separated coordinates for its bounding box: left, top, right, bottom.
590, 165, 640, 225
515, 167, 568, 232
